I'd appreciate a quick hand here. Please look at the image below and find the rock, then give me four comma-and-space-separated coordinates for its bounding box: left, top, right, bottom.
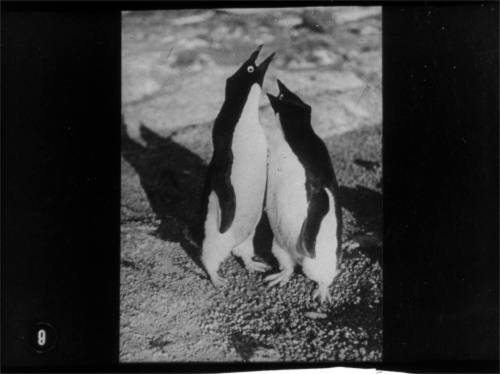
218, 8, 275, 15
255, 33, 275, 44
346, 49, 361, 60
319, 71, 365, 92
122, 76, 161, 104
304, 311, 327, 319
172, 49, 198, 67
277, 16, 302, 28
160, 35, 175, 44
334, 6, 381, 24
342, 97, 371, 119
171, 50, 214, 71
287, 58, 316, 70
211, 25, 230, 40
122, 65, 228, 136
360, 25, 379, 36
172, 11, 214, 26
352, 51, 382, 80
177, 38, 210, 50
122, 52, 164, 104
309, 49, 340, 66
186, 53, 214, 72
300, 9, 336, 33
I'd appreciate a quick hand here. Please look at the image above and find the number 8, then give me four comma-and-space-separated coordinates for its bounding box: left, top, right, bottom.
37, 329, 46, 346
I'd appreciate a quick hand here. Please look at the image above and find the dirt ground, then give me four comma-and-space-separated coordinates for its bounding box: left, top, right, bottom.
121, 6, 382, 362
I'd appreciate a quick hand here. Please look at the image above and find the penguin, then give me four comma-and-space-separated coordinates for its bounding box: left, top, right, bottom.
264, 79, 343, 304
200, 45, 275, 287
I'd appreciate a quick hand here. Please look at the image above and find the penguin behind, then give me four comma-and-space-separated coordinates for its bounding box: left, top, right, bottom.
200, 46, 275, 287
265, 80, 342, 304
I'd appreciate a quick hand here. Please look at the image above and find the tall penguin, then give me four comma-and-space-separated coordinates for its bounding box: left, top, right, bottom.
265, 80, 342, 304
200, 45, 275, 287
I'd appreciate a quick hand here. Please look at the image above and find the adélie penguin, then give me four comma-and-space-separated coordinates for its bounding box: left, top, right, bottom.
265, 79, 343, 304
200, 45, 275, 287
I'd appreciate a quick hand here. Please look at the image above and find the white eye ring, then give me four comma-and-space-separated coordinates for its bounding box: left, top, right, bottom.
247, 65, 255, 73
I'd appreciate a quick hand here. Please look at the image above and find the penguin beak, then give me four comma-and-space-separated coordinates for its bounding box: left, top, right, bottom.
266, 93, 279, 113
255, 51, 275, 86
276, 79, 292, 97
248, 44, 263, 66
256, 52, 275, 75
276, 79, 307, 107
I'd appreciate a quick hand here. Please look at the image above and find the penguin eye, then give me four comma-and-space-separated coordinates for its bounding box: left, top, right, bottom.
247, 65, 255, 73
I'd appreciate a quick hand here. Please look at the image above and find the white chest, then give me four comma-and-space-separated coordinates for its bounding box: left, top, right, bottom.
228, 84, 267, 235
267, 127, 308, 253
231, 84, 266, 156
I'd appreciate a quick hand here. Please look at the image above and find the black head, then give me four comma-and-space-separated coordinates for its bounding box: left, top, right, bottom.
267, 79, 312, 124
225, 45, 275, 97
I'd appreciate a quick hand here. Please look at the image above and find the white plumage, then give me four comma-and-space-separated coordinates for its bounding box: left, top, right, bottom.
265, 113, 339, 303
201, 84, 269, 286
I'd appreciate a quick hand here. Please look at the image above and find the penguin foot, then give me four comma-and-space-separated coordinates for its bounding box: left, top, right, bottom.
209, 273, 228, 288
243, 258, 270, 273
312, 285, 332, 305
264, 270, 292, 287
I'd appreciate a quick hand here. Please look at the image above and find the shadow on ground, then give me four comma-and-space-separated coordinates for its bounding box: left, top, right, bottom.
340, 185, 382, 263
121, 121, 278, 273
121, 121, 207, 270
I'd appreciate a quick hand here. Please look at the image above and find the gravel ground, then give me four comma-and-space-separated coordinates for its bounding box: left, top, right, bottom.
121, 6, 382, 362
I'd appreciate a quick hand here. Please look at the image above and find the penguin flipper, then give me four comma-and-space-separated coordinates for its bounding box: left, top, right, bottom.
213, 177, 236, 234
297, 187, 329, 258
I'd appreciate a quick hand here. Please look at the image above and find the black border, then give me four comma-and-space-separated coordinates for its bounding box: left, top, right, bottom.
2, 1, 499, 373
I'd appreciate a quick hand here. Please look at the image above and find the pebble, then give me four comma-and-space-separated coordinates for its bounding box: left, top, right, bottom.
304, 311, 327, 320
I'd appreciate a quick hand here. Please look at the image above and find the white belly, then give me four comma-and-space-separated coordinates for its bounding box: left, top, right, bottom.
229, 84, 268, 241
266, 138, 308, 258
266, 115, 339, 286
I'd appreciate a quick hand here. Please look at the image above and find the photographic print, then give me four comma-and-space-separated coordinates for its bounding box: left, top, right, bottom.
121, 6, 382, 362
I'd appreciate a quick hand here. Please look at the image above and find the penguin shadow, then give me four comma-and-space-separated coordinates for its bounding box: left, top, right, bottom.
121, 120, 207, 272
228, 332, 261, 361
228, 332, 277, 362
339, 185, 383, 264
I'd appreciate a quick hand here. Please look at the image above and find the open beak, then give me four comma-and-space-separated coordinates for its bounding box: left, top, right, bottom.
254, 47, 275, 86
256, 51, 275, 76
247, 44, 263, 65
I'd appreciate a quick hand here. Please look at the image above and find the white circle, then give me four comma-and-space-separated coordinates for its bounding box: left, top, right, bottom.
247, 66, 254, 73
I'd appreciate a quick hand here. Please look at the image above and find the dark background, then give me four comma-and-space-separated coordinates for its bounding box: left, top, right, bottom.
1, 1, 498, 372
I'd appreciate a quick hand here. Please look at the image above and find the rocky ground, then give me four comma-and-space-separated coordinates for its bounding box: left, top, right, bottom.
121, 6, 382, 362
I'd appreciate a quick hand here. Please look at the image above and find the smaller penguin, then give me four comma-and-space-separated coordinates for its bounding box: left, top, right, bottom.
265, 80, 342, 304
